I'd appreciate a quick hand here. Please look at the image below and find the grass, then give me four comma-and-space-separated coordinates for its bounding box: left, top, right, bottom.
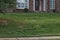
0, 12, 60, 37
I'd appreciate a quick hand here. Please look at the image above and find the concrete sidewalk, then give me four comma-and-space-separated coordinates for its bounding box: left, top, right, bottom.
0, 36, 60, 40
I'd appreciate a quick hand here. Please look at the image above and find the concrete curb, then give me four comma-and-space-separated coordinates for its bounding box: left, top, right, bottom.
0, 36, 60, 40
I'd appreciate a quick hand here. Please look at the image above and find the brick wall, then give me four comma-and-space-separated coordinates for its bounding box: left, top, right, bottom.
15, 0, 60, 12
29, 0, 33, 12
55, 0, 60, 12
46, 0, 50, 12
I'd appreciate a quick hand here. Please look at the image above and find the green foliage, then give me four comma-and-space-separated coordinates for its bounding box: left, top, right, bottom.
24, 8, 28, 13
0, 0, 16, 13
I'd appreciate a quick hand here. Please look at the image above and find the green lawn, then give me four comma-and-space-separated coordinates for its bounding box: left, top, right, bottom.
0, 12, 60, 37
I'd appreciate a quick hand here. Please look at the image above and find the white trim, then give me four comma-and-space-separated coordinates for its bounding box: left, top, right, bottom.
33, 0, 35, 11
43, 0, 46, 11
39, 1, 42, 11
27, 0, 29, 9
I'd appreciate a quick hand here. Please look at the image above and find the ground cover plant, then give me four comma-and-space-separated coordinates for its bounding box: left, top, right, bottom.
0, 12, 60, 37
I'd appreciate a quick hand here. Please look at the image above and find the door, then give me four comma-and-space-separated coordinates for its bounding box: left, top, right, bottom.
35, 0, 39, 11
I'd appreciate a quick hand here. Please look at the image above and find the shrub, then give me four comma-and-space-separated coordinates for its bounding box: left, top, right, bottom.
24, 8, 28, 12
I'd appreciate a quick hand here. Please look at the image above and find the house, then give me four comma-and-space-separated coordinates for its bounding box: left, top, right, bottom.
16, 0, 60, 12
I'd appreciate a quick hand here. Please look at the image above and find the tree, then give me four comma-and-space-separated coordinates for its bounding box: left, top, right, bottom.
0, 0, 16, 13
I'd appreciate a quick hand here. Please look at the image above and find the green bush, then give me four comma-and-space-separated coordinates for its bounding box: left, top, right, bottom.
24, 8, 28, 12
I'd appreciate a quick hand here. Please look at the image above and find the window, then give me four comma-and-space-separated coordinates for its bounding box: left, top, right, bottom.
21, 3, 24, 7
25, 3, 27, 8
16, 0, 29, 9
50, 0, 55, 9
17, 3, 20, 7
25, 0, 27, 2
